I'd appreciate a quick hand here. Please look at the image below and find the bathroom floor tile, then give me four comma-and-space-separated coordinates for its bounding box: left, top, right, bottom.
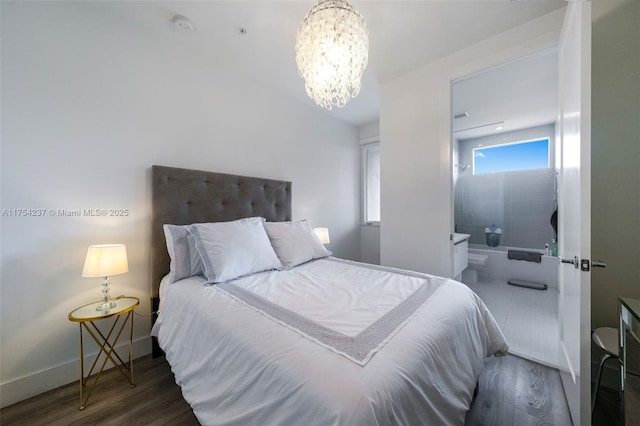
466, 281, 508, 328
466, 279, 559, 367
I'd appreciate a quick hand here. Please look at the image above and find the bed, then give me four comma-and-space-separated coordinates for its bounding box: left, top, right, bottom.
150, 165, 508, 425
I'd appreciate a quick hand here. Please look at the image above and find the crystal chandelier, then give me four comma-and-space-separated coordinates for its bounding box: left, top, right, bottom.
295, 0, 369, 110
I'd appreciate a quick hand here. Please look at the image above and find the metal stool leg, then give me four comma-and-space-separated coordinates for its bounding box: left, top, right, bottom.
592, 353, 615, 415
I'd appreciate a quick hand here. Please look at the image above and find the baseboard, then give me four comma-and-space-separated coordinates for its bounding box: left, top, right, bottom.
0, 336, 151, 409
508, 349, 560, 369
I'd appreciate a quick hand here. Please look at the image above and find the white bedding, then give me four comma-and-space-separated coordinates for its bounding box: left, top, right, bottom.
154, 258, 508, 425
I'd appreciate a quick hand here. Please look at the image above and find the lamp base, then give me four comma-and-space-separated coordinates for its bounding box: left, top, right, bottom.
95, 301, 117, 311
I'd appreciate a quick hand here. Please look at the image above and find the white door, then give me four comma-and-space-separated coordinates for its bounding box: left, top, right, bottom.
557, 1, 592, 425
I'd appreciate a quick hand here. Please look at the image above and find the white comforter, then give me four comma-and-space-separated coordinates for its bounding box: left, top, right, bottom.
154, 258, 508, 426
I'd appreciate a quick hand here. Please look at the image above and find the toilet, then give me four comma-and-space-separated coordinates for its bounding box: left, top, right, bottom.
463, 252, 489, 284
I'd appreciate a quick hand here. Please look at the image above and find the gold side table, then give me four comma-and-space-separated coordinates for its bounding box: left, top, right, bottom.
68, 296, 139, 410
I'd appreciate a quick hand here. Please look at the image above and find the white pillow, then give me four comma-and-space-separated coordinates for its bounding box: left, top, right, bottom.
163, 224, 204, 283
263, 220, 331, 268
189, 217, 282, 284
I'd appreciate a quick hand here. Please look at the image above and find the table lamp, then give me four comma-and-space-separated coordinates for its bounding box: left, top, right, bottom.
313, 227, 330, 244
82, 244, 128, 311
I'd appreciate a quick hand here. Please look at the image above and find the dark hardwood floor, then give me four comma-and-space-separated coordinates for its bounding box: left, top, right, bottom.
0, 354, 620, 425
0, 356, 199, 426
465, 355, 571, 425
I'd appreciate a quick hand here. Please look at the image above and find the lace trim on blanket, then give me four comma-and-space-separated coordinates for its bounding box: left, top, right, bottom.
216, 261, 446, 366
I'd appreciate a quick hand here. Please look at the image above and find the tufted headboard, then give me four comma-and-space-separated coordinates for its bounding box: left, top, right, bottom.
150, 165, 292, 298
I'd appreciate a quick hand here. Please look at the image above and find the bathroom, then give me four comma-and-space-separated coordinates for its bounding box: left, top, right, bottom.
452, 48, 560, 367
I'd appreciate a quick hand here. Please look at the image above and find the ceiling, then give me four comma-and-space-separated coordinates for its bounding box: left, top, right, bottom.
453, 47, 559, 140
107, 1, 567, 128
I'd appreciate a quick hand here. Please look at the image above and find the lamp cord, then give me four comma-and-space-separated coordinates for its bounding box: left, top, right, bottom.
133, 310, 158, 317
113, 295, 158, 317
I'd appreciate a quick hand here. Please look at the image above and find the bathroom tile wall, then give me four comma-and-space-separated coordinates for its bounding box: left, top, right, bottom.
454, 124, 557, 250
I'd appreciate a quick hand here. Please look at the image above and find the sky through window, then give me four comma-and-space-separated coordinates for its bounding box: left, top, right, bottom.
474, 138, 549, 174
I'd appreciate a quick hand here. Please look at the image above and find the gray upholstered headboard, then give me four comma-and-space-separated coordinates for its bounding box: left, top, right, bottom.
151, 165, 292, 298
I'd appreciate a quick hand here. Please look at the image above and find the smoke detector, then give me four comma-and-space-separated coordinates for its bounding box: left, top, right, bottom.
172, 15, 194, 33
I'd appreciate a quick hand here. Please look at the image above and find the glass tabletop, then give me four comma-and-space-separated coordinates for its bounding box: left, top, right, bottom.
621, 298, 640, 322
620, 297, 640, 342
68, 297, 140, 322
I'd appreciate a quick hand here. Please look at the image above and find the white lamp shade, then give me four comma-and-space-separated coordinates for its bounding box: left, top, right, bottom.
313, 227, 330, 244
82, 244, 129, 277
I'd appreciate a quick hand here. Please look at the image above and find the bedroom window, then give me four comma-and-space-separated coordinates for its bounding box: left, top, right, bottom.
363, 141, 380, 224
473, 138, 549, 174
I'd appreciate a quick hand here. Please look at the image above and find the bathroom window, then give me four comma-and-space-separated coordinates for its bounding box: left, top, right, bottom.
473, 138, 549, 174
363, 141, 380, 224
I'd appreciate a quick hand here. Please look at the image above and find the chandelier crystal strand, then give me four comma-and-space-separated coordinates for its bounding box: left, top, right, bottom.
295, 0, 369, 110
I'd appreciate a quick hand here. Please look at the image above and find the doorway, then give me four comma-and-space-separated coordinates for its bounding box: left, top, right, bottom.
451, 48, 561, 367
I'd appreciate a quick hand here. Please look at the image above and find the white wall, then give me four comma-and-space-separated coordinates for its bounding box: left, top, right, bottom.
0, 1, 360, 407
360, 225, 381, 265
359, 122, 380, 141
380, 9, 565, 277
